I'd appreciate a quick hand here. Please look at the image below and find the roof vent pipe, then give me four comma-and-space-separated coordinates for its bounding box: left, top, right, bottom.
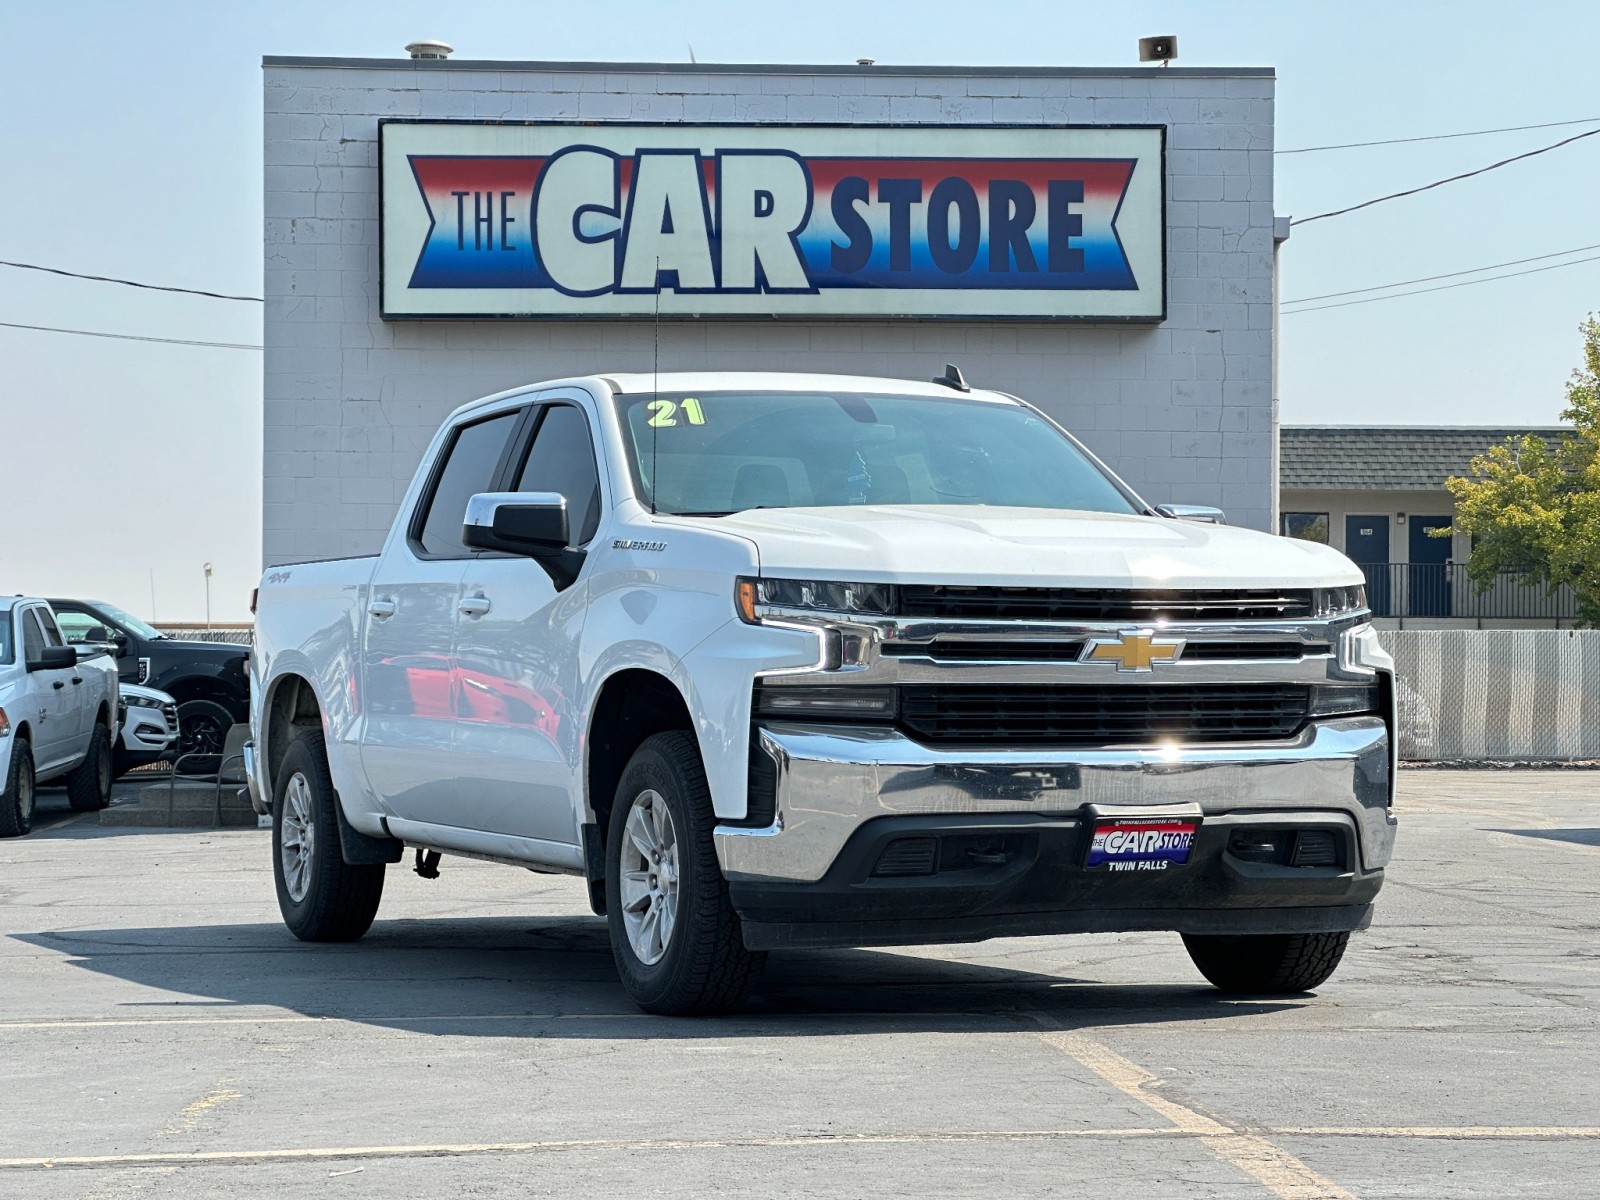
406, 39, 454, 60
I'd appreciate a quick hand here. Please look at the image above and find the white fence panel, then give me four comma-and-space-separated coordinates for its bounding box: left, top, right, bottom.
1379, 629, 1600, 760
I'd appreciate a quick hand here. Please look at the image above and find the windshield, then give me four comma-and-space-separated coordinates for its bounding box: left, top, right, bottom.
92, 602, 165, 641
615, 391, 1139, 517
0, 611, 12, 664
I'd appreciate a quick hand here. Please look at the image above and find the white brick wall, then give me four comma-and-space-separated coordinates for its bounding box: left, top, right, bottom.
263, 60, 1275, 565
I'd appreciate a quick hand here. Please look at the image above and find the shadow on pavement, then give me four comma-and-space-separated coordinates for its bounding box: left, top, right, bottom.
13, 914, 1302, 1037
1495, 828, 1600, 849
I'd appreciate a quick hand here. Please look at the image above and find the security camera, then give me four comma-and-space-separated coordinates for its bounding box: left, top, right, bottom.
1138, 35, 1178, 63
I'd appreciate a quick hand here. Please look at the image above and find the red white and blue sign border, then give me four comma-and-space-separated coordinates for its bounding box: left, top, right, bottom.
378, 120, 1166, 322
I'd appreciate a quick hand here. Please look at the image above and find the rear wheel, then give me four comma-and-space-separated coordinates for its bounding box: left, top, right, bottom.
1183, 931, 1351, 994
273, 730, 385, 941
66, 725, 114, 812
605, 732, 764, 1015
0, 742, 36, 838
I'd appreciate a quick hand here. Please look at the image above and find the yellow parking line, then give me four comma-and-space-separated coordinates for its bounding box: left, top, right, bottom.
1277, 1126, 1600, 1140
1038, 1031, 1358, 1200
0, 1128, 1177, 1171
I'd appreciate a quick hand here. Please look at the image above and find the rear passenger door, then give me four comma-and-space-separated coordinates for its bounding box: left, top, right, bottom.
360, 406, 526, 826
450, 396, 604, 847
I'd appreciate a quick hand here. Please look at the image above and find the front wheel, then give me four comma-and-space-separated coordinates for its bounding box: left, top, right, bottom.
66, 725, 114, 812
605, 732, 764, 1015
273, 730, 385, 941
0, 742, 36, 838
176, 699, 233, 758
1183, 931, 1351, 994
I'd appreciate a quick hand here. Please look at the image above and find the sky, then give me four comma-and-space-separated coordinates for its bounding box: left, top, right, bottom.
2, 0, 1597, 621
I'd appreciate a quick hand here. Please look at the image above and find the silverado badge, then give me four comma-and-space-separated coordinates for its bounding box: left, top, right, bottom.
1081, 630, 1185, 672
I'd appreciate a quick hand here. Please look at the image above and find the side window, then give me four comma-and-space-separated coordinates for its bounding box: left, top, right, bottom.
414, 411, 522, 557
36, 610, 65, 647
515, 405, 602, 544
53, 611, 104, 644
21, 611, 46, 662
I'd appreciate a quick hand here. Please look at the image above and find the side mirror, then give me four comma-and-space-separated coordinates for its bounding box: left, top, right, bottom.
28, 645, 77, 672
1156, 504, 1227, 525
462, 492, 586, 589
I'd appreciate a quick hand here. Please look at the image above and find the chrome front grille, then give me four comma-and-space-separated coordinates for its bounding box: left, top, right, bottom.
898, 586, 1315, 623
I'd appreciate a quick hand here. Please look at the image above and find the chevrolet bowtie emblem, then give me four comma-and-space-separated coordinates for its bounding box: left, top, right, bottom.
1081, 630, 1185, 672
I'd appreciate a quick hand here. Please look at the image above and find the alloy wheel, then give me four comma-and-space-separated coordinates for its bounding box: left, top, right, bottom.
280, 772, 317, 903
618, 789, 679, 966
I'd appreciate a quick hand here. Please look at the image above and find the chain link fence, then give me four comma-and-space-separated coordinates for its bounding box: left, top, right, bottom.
153, 625, 255, 646
1380, 629, 1600, 761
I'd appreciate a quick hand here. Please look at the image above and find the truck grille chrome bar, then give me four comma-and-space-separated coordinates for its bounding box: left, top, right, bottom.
898, 586, 1315, 623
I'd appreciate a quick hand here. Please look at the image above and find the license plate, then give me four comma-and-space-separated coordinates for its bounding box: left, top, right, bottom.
1086, 818, 1199, 872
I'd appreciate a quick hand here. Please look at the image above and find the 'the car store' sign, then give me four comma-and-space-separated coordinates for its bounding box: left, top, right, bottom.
378, 121, 1165, 321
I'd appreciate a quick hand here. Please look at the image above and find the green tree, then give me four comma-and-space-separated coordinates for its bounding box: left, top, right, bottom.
1445, 316, 1600, 625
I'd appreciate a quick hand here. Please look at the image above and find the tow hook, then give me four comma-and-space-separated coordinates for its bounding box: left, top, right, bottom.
413, 848, 441, 879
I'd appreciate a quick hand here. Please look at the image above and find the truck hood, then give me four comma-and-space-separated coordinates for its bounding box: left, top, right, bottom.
713, 505, 1362, 590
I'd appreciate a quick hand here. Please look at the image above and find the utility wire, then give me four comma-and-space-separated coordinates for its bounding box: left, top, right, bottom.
1283, 242, 1600, 305
0, 259, 263, 302
0, 320, 262, 350
1282, 253, 1600, 315
1290, 126, 1600, 226
1277, 116, 1600, 155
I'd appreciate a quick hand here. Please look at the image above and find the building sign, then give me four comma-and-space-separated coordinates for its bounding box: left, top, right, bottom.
379, 121, 1164, 321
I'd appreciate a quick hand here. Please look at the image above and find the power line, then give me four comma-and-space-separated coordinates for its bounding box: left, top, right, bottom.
1283, 242, 1600, 305
1290, 126, 1600, 226
1277, 116, 1600, 155
0, 259, 262, 302
1281, 253, 1600, 315
0, 320, 262, 350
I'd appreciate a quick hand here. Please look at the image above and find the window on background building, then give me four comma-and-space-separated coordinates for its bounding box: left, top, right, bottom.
1281, 512, 1329, 543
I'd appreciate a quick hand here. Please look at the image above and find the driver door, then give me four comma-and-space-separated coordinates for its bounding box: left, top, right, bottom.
18, 607, 75, 773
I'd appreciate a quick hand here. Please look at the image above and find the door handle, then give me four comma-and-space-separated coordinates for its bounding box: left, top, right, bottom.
53, 681, 65, 690
368, 596, 397, 620
458, 594, 492, 618
71, 677, 83, 685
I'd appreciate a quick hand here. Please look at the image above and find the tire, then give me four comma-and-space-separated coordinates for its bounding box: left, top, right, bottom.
176, 699, 233, 758
272, 730, 385, 942
1183, 931, 1351, 994
605, 732, 765, 1015
65, 724, 114, 812
0, 741, 35, 838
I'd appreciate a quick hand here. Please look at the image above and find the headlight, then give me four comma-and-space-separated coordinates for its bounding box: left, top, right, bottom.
736, 577, 895, 623
125, 694, 165, 709
1313, 584, 1368, 618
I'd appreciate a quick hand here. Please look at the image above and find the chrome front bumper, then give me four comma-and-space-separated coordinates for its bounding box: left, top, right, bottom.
714, 717, 1395, 884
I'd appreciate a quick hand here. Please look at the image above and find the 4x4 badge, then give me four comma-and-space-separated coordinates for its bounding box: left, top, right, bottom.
1081, 630, 1185, 672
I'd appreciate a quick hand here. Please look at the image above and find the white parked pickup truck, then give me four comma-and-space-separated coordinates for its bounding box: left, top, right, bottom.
1, 598, 120, 836
248, 371, 1397, 1014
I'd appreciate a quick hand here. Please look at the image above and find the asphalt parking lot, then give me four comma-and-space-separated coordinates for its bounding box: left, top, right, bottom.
2, 770, 1597, 1198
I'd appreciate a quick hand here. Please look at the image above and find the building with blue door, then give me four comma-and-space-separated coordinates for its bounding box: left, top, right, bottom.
1278, 426, 1578, 627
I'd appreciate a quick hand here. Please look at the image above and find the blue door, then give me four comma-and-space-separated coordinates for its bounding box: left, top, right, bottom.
1408, 516, 1453, 617
1344, 516, 1391, 616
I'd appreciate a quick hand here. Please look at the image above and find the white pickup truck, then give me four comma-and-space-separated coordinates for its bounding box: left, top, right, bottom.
248, 371, 1396, 1014
1, 598, 120, 836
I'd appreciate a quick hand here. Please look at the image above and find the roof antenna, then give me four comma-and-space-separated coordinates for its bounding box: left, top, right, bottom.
933, 363, 970, 392
650, 257, 661, 515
